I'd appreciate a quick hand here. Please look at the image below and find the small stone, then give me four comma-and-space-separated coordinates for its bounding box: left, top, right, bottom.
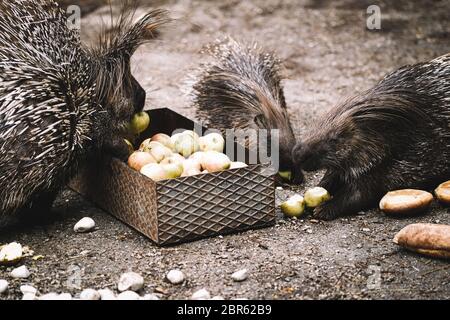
22, 293, 36, 300
80, 288, 101, 300
166, 269, 185, 285
0, 279, 8, 294
140, 293, 160, 300
98, 288, 116, 300
231, 269, 248, 282
211, 296, 225, 300
276, 187, 283, 190
118, 272, 144, 292
58, 293, 72, 300
39, 293, 60, 300
11, 265, 30, 278
20, 285, 37, 295
74, 217, 96, 233
117, 290, 140, 300
362, 228, 371, 232
0, 242, 23, 265
191, 288, 211, 300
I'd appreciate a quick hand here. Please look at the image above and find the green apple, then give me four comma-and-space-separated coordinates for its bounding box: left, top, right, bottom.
280, 194, 306, 218
128, 151, 157, 171
201, 151, 231, 173
174, 132, 200, 158
129, 112, 150, 135
181, 158, 202, 176
229, 162, 248, 169
199, 133, 225, 153
304, 187, 331, 208
140, 163, 167, 182
160, 162, 183, 179
278, 171, 292, 181
151, 133, 175, 151
160, 153, 185, 165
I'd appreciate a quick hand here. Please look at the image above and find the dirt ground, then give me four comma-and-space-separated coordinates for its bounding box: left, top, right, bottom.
1, 0, 449, 300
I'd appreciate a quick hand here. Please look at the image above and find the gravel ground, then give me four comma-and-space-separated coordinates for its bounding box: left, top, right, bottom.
1, 0, 449, 300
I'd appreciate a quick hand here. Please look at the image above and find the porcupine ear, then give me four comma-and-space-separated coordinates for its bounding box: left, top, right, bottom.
100, 3, 170, 58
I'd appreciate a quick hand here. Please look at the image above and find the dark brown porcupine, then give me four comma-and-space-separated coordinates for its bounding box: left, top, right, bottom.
191, 38, 297, 174
292, 53, 450, 220
0, 0, 169, 225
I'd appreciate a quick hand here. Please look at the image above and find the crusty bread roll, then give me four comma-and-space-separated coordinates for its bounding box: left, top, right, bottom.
393, 223, 450, 259
379, 189, 433, 215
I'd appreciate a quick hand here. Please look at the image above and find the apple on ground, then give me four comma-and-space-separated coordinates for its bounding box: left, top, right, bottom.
199, 133, 225, 153
128, 151, 157, 171
129, 112, 150, 135
281, 194, 306, 218
304, 187, 331, 208
201, 151, 231, 173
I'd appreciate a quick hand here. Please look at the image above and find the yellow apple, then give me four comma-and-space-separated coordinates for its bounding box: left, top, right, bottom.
129, 112, 150, 135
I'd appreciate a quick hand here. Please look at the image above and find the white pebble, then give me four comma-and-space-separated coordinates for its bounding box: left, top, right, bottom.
80, 288, 100, 300
74, 217, 96, 233
140, 293, 160, 300
20, 285, 37, 295
39, 292, 60, 300
166, 269, 185, 284
118, 272, 144, 292
362, 228, 371, 232
0, 242, 23, 264
11, 265, 30, 278
211, 296, 225, 300
22, 293, 36, 300
117, 290, 140, 300
98, 288, 116, 300
191, 288, 211, 300
59, 293, 72, 300
231, 269, 248, 282
0, 279, 8, 294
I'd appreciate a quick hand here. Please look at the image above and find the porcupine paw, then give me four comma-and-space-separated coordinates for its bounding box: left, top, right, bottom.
313, 202, 340, 221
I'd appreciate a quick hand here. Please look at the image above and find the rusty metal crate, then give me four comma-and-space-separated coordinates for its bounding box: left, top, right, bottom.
69, 108, 276, 246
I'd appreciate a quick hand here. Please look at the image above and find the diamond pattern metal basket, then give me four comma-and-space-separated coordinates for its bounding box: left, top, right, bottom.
69, 108, 276, 246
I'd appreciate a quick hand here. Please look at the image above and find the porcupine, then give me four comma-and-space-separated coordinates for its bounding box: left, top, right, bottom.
0, 0, 169, 225
191, 38, 297, 176
292, 54, 450, 220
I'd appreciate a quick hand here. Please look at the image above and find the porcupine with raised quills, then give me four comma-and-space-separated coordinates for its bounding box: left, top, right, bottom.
192, 38, 297, 176
0, 0, 169, 225
292, 54, 450, 220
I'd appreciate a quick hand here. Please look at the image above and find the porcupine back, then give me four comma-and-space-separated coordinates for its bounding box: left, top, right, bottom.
0, 0, 169, 224
191, 38, 296, 171
0, 0, 96, 217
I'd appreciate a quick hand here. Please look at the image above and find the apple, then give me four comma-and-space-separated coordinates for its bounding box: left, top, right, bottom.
189, 151, 205, 165
140, 163, 167, 182
150, 144, 173, 163
181, 168, 202, 177
181, 158, 202, 176
199, 133, 225, 153
278, 171, 292, 181
183, 130, 200, 141
201, 151, 231, 173
124, 139, 135, 155
151, 133, 175, 151
281, 194, 306, 218
160, 153, 185, 165
174, 132, 200, 158
128, 151, 156, 171
230, 162, 248, 169
304, 187, 331, 208
129, 112, 150, 135
160, 162, 183, 179
139, 139, 164, 152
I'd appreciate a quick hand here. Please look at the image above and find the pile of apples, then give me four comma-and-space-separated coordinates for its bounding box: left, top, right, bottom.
126, 113, 247, 182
